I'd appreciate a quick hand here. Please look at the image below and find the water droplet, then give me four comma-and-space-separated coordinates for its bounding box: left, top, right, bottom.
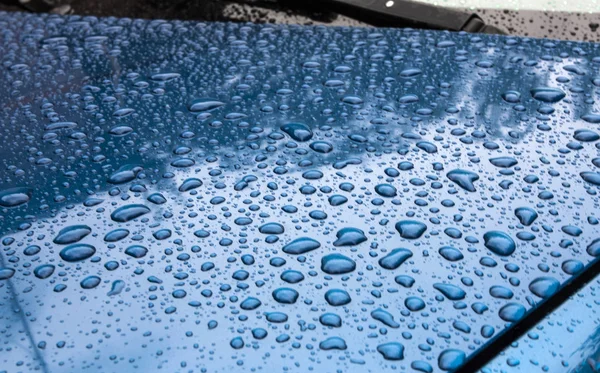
107, 165, 142, 184
529, 276, 559, 298
280, 123, 313, 142
319, 313, 342, 327
59, 244, 96, 262
188, 98, 225, 112
371, 308, 399, 328
378, 248, 413, 269
438, 349, 466, 371
581, 172, 600, 186
375, 184, 397, 197
178, 178, 203, 192
395, 220, 427, 239
447, 169, 479, 192
324, 289, 351, 306
377, 342, 405, 360
573, 129, 599, 142
489, 157, 518, 168
282, 237, 321, 255
333, 228, 367, 246
484, 231, 516, 256
439, 246, 464, 262
240, 297, 262, 310
310, 141, 333, 153
125, 245, 148, 258
272, 288, 299, 304
53, 225, 92, 244
433, 283, 466, 300
562, 259, 584, 274
405, 296, 426, 311
0, 187, 32, 207
498, 302, 526, 322
80, 275, 101, 289
0, 268, 16, 280
319, 337, 347, 350
110, 204, 150, 222
530, 87, 566, 103
321, 254, 356, 274
514, 207, 538, 226
33, 264, 55, 279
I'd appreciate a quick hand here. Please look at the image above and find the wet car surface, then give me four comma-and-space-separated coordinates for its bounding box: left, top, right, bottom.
0, 11, 600, 373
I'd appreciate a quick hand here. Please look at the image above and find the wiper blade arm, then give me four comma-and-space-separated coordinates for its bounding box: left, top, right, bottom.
280, 0, 506, 34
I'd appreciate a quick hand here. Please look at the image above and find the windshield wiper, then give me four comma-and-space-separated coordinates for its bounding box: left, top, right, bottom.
324, 0, 505, 34
3, 0, 505, 34
248, 0, 506, 34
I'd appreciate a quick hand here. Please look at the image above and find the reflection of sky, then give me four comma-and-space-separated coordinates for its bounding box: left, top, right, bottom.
1, 12, 600, 373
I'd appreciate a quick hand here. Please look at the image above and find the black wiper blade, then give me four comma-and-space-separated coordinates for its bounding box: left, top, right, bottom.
325, 0, 505, 34
262, 0, 505, 34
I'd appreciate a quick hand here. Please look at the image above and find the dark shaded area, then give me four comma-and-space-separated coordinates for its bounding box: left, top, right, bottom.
0, 0, 339, 23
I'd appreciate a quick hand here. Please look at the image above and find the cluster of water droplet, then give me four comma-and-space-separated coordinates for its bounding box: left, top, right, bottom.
1, 11, 600, 373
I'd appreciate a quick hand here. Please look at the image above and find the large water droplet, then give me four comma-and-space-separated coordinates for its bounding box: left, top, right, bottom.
282, 237, 321, 255
395, 220, 427, 239
125, 245, 148, 259
489, 157, 518, 168
178, 178, 203, 192
483, 231, 516, 256
581, 172, 600, 186
405, 296, 426, 311
447, 169, 479, 192
33, 264, 55, 279
529, 276, 559, 298
333, 227, 367, 246
0, 187, 32, 207
80, 275, 101, 289
433, 283, 466, 300
324, 289, 351, 306
439, 246, 463, 262
188, 98, 225, 112
110, 204, 150, 222
53, 225, 92, 244
321, 254, 356, 274
240, 297, 262, 310
319, 337, 347, 350
514, 207, 538, 226
59, 244, 96, 262
107, 165, 142, 184
272, 288, 299, 304
573, 129, 600, 142
377, 342, 405, 361
498, 302, 526, 322
280, 123, 313, 142
371, 308, 399, 328
0, 268, 16, 280
378, 248, 413, 269
530, 87, 566, 103
438, 349, 466, 371
375, 184, 397, 197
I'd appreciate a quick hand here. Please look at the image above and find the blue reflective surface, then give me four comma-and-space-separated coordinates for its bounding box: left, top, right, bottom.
0, 11, 600, 373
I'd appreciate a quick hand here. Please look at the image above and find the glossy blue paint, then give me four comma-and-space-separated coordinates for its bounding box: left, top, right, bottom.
0, 11, 599, 373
